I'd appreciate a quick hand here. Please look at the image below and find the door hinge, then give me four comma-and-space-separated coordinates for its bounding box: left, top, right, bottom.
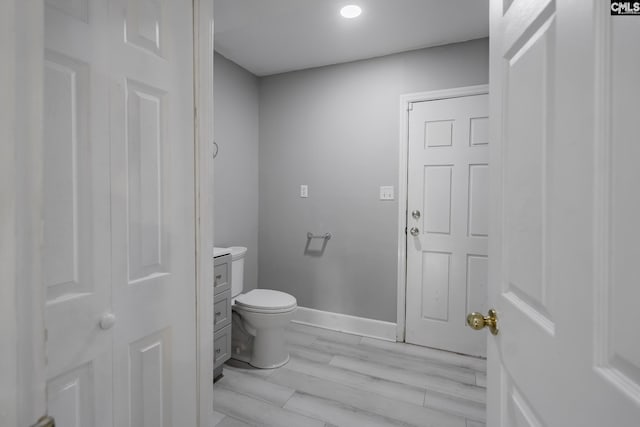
30, 415, 55, 427
405, 227, 408, 234
408, 103, 414, 112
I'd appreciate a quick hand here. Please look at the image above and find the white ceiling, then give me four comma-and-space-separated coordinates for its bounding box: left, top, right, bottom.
213, 0, 490, 76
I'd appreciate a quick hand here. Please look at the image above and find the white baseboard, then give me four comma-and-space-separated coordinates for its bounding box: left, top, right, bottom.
292, 306, 397, 342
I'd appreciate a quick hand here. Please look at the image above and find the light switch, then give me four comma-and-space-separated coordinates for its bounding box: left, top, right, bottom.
300, 185, 308, 198
380, 186, 394, 200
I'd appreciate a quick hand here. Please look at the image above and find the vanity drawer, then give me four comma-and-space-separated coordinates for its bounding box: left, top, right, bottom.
214, 290, 231, 331
214, 255, 231, 294
214, 324, 231, 368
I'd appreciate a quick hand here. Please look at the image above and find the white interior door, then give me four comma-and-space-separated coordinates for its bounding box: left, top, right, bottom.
43, 2, 113, 425
406, 92, 489, 357
487, 0, 640, 425
43, 0, 197, 425
109, 0, 197, 425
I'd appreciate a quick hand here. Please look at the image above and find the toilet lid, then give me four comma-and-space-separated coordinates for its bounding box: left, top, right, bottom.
234, 289, 297, 311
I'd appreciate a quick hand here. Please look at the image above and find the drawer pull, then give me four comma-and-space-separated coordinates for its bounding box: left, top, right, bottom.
215, 348, 221, 354
215, 311, 222, 316
215, 274, 222, 280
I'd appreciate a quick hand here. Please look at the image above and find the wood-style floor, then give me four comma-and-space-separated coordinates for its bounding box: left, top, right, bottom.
213, 322, 487, 427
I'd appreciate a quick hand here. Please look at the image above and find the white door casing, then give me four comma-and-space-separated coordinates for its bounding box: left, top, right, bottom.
43, 0, 198, 425
1, 1, 46, 426
194, 0, 216, 424
488, 0, 640, 425
404, 90, 489, 357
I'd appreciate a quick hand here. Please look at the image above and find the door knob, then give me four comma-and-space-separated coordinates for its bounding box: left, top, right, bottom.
466, 309, 499, 335
409, 227, 420, 236
411, 210, 421, 220
99, 313, 116, 330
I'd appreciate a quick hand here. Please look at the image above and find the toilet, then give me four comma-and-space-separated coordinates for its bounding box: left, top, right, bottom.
226, 246, 297, 368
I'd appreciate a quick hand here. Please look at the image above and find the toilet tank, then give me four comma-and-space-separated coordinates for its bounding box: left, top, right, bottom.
229, 246, 247, 298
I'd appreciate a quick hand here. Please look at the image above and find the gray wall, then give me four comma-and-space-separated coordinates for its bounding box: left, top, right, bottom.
258, 39, 489, 322
214, 52, 259, 291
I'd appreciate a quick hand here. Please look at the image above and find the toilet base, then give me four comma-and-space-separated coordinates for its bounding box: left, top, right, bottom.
248, 325, 290, 368
230, 326, 292, 369
230, 307, 295, 369
230, 311, 253, 364
249, 353, 290, 369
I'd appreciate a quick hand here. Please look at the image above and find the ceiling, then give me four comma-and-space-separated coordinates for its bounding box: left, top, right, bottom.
213, 0, 490, 76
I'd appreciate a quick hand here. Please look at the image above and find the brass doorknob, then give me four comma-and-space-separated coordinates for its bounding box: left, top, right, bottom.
466, 309, 499, 335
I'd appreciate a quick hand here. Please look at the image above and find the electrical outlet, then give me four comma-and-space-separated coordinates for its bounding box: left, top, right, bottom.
379, 186, 394, 200
300, 185, 308, 198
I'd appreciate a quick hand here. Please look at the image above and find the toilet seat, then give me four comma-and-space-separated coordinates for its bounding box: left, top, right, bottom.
234, 289, 297, 313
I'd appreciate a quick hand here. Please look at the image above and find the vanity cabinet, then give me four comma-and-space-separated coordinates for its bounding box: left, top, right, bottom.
213, 254, 232, 380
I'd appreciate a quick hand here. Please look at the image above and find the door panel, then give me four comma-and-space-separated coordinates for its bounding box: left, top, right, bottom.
47, 363, 96, 427
406, 93, 489, 357
488, 0, 640, 425
466, 255, 488, 317
125, 78, 169, 283
109, 0, 196, 425
503, 10, 554, 326
128, 329, 172, 426
124, 0, 164, 56
505, 381, 543, 427
423, 165, 452, 235
468, 164, 488, 237
44, 2, 112, 425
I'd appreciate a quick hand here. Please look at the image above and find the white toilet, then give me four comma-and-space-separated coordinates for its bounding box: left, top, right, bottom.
226, 246, 297, 368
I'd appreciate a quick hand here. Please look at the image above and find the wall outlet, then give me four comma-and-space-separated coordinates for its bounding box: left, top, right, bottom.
379, 186, 394, 200
300, 185, 308, 198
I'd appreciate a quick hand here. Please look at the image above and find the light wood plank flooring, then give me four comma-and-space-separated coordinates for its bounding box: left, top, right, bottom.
213, 322, 486, 427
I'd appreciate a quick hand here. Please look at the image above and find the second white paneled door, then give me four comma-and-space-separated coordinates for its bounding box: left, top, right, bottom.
405, 93, 489, 357
43, 0, 196, 425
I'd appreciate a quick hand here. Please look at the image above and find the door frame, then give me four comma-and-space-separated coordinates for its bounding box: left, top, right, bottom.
0, 1, 215, 425
1, 1, 46, 425
395, 84, 489, 342
194, 0, 215, 425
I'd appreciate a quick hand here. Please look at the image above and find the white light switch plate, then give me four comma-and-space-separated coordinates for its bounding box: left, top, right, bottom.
300, 185, 308, 198
380, 186, 394, 200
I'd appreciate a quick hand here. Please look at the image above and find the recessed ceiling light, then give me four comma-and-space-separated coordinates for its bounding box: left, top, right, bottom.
340, 5, 362, 19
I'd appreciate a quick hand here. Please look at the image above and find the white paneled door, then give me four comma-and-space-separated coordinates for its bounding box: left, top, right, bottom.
487, 0, 640, 425
43, 0, 196, 426
405, 92, 489, 357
